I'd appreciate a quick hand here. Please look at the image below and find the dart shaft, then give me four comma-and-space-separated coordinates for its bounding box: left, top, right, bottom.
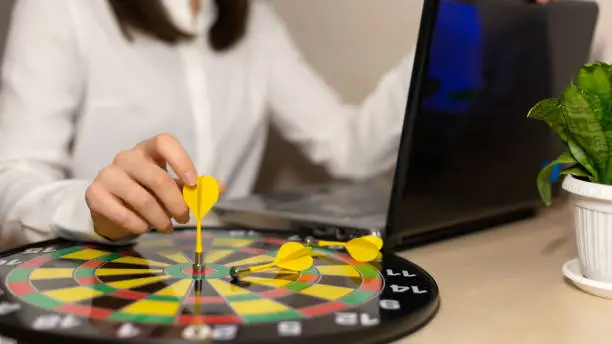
196, 179, 203, 253
304, 236, 344, 248
317, 240, 345, 247
195, 219, 202, 253
250, 262, 274, 272
230, 263, 272, 279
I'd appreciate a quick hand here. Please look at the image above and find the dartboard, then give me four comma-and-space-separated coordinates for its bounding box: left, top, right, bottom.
0, 229, 439, 344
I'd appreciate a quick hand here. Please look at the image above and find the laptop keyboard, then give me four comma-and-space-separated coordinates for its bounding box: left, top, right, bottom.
260, 183, 391, 217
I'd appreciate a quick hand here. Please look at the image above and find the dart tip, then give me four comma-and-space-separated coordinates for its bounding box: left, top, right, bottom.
229, 267, 247, 281
304, 236, 317, 246
194, 279, 203, 293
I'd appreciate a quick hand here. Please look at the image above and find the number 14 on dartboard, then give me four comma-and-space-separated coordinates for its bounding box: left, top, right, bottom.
386, 269, 429, 294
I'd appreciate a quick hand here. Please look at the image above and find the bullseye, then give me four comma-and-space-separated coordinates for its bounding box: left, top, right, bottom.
165, 263, 230, 279
183, 267, 215, 276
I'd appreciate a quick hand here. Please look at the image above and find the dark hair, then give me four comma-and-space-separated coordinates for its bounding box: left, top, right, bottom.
107, 0, 250, 52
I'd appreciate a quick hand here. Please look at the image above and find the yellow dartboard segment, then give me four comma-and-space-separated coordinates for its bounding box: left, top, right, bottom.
44, 286, 103, 303
155, 279, 193, 298
62, 249, 110, 261
95, 269, 163, 277
230, 299, 290, 316
29, 268, 75, 280
204, 250, 234, 264
208, 279, 251, 297
121, 299, 181, 317
111, 256, 169, 267
106, 275, 172, 289
299, 284, 354, 301
211, 238, 254, 248
316, 265, 361, 277
158, 251, 189, 264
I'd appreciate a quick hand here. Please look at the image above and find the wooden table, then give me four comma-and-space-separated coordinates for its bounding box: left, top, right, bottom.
395, 202, 612, 344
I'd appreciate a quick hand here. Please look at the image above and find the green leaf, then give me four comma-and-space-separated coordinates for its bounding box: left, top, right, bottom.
560, 165, 593, 181
561, 84, 609, 175
568, 138, 599, 181
537, 151, 576, 206
603, 63, 612, 84
526, 90, 601, 182
578, 64, 612, 112
527, 98, 568, 142
578, 88, 612, 183
579, 89, 609, 130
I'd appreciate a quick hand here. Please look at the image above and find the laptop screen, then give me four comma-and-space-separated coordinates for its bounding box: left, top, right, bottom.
386, 0, 597, 243
214, 0, 428, 233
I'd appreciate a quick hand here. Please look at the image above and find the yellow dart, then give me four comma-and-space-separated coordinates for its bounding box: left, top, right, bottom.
358, 235, 384, 260
183, 176, 220, 271
360, 235, 383, 249
305, 235, 382, 262
230, 242, 313, 279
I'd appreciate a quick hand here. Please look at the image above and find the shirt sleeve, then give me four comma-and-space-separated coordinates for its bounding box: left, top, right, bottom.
259, 5, 416, 180
0, 0, 132, 249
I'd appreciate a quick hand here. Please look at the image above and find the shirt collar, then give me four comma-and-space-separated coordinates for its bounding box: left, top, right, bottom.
160, 0, 214, 36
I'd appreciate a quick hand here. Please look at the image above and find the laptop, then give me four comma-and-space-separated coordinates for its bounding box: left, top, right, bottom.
215, 0, 598, 249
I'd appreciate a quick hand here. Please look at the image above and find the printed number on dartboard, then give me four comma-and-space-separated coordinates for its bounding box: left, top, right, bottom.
32, 314, 80, 331
390, 285, 427, 294
116, 323, 140, 338
0, 302, 19, 315
335, 312, 379, 326
181, 325, 238, 341
23, 247, 56, 254
386, 269, 428, 295
0, 246, 58, 266
278, 321, 301, 337
0, 259, 21, 266
385, 269, 417, 278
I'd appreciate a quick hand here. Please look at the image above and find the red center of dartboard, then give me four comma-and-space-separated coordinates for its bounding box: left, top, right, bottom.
182, 267, 215, 276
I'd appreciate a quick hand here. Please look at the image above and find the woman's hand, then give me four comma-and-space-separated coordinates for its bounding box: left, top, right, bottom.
85, 134, 198, 241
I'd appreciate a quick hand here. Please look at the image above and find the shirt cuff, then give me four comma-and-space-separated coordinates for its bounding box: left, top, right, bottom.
51, 181, 139, 246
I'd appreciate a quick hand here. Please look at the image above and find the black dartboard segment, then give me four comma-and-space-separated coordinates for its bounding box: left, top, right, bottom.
0, 229, 439, 344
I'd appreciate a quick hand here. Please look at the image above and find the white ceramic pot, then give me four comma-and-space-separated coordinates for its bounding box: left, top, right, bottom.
563, 175, 612, 283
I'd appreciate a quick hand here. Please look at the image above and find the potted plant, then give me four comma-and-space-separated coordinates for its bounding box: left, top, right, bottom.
529, 62, 612, 284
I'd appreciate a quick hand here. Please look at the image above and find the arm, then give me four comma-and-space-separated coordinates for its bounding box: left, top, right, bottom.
261, 6, 415, 180
0, 0, 125, 247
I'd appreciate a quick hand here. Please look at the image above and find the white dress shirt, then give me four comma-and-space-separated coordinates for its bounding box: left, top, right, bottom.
0, 0, 414, 250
